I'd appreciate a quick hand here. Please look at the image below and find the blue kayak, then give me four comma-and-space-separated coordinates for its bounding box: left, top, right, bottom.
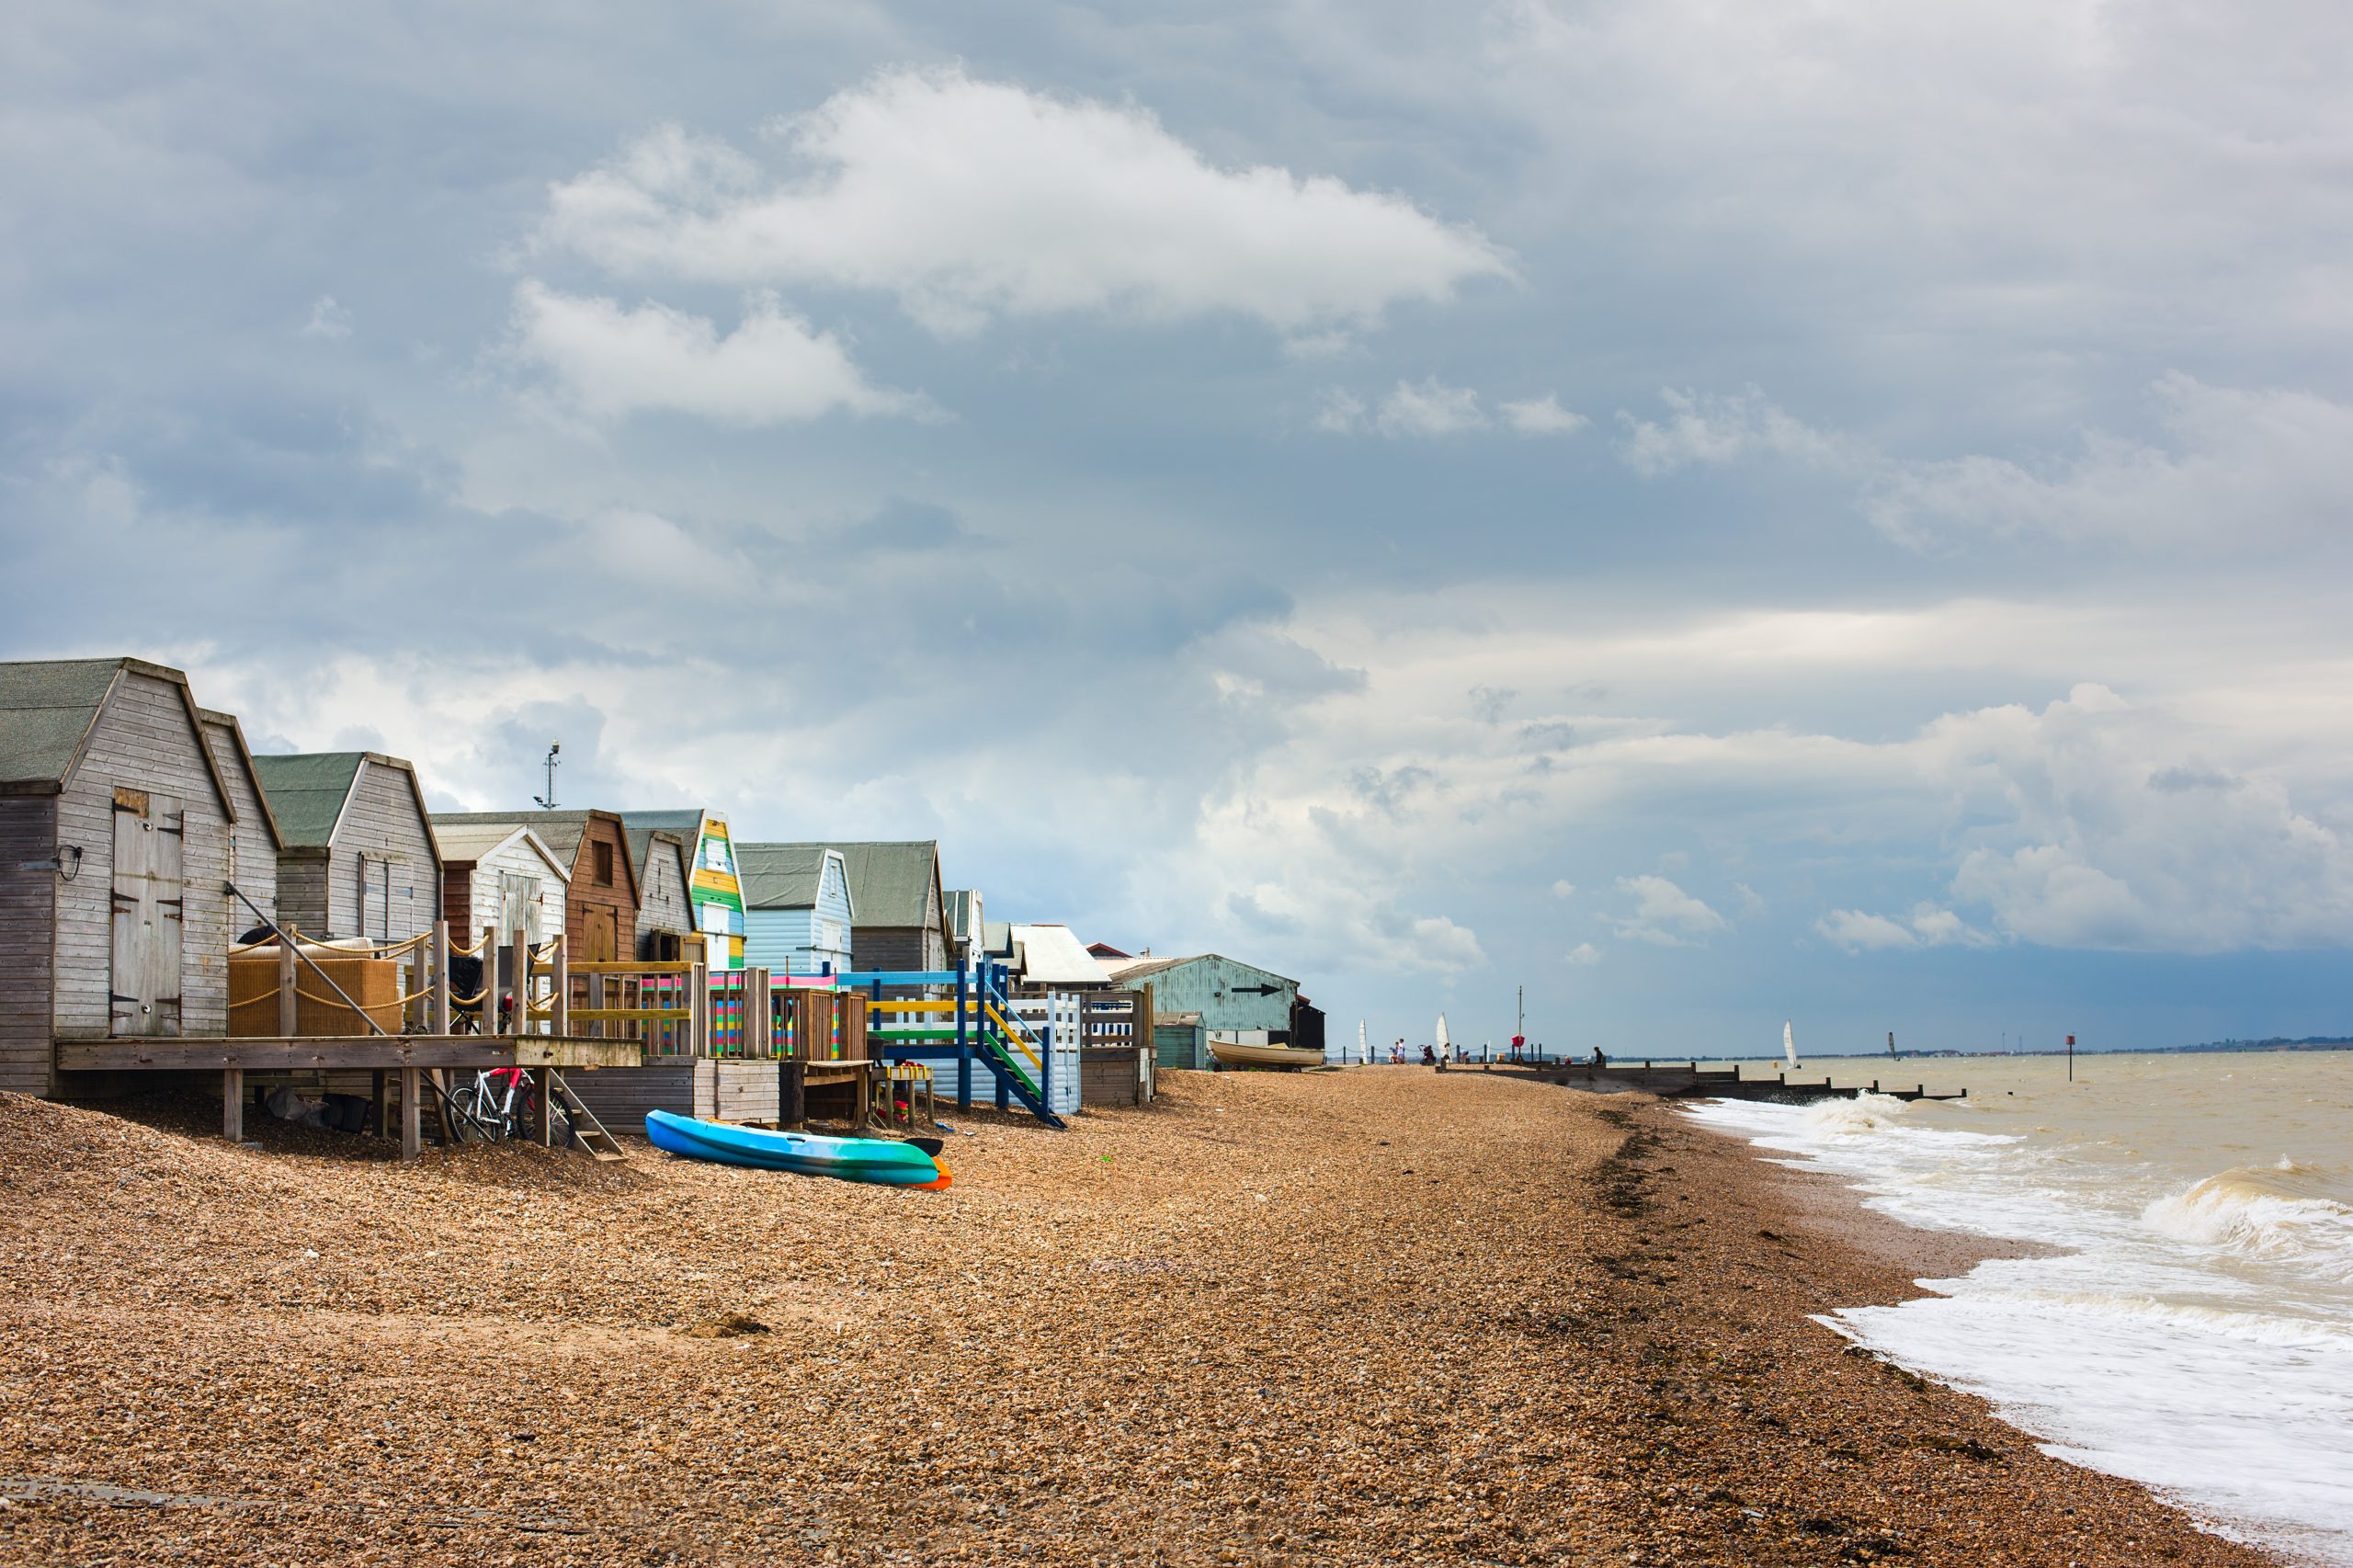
644, 1109, 950, 1187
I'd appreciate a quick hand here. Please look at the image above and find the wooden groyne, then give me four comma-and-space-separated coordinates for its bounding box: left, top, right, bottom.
1469, 1060, 1964, 1104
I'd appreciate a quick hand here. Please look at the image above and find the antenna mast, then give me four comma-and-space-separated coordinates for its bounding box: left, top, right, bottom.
532, 742, 562, 810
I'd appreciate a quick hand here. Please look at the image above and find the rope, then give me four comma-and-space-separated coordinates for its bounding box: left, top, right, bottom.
447, 934, 489, 957
230, 984, 402, 1013
449, 988, 489, 1006
531, 938, 561, 960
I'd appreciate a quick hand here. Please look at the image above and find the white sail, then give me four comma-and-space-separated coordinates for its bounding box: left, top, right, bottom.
1358, 1018, 1369, 1065
1435, 1013, 1451, 1052
1783, 1019, 1799, 1070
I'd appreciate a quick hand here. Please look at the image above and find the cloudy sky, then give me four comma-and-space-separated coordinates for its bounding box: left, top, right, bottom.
6, 1, 2350, 1055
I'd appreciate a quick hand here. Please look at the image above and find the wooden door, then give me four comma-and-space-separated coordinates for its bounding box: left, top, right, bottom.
583, 905, 617, 963
108, 790, 184, 1036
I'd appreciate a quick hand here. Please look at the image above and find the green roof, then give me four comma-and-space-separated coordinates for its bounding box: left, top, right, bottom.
750, 841, 936, 927
249, 753, 366, 846
0, 658, 128, 788
737, 843, 833, 910
432, 809, 593, 868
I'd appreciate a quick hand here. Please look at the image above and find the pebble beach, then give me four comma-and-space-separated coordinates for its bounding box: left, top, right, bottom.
0, 1070, 2276, 1566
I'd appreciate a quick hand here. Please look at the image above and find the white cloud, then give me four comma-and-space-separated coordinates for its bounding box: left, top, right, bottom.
1616, 385, 1859, 476
1618, 375, 2353, 552
1313, 388, 1368, 434
1376, 377, 1486, 437
1864, 374, 2353, 549
1551, 879, 1577, 899
509, 280, 933, 426
1499, 393, 1588, 436
1816, 903, 1993, 953
534, 66, 1510, 338
1563, 941, 1601, 965
1612, 874, 1730, 946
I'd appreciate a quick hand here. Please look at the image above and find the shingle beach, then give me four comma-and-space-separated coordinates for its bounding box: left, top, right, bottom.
0, 1071, 2272, 1566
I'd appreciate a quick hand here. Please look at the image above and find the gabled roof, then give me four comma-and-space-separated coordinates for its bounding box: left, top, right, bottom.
1100, 952, 1301, 991
250, 753, 365, 845
0, 658, 232, 816
1010, 924, 1111, 986
620, 822, 689, 888
758, 841, 939, 929
620, 808, 722, 857
737, 843, 852, 914
428, 821, 572, 882
199, 709, 284, 850
430, 808, 638, 903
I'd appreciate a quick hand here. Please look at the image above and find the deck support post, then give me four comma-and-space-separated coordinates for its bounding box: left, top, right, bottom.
483, 923, 503, 1035
370, 1069, 386, 1136
430, 920, 452, 1036
551, 947, 569, 1036
277, 930, 297, 1037
954, 965, 972, 1111
222, 1068, 243, 1142
779, 1059, 805, 1130
530, 1067, 552, 1146
509, 933, 529, 1038
399, 1066, 421, 1160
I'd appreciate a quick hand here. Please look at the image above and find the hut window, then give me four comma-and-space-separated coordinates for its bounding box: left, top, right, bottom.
594, 840, 614, 886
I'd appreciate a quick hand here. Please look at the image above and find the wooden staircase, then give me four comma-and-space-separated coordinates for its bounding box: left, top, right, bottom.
548, 1072, 629, 1162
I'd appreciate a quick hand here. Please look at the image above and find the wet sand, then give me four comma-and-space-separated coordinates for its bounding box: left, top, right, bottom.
0, 1071, 2276, 1565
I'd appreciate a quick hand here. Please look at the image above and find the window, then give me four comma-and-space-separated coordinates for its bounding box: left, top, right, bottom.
593, 841, 614, 886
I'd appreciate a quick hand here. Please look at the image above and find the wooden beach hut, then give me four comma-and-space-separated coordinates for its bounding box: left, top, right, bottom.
0, 658, 241, 1095
430, 810, 638, 964
1100, 953, 1301, 1053
755, 841, 950, 974
430, 822, 570, 949
623, 823, 695, 960
944, 889, 984, 970
737, 843, 855, 978
618, 811, 745, 970
198, 709, 284, 927
250, 752, 441, 944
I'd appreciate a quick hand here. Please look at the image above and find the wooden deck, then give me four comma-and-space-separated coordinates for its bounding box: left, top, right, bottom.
55, 1035, 643, 1073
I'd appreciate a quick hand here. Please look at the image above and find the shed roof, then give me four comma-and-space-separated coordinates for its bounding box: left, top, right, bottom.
736, 843, 847, 912
429, 809, 637, 902
1010, 924, 1111, 986
757, 841, 938, 928
619, 808, 715, 848
250, 753, 364, 846
0, 659, 231, 818
199, 709, 284, 850
1100, 952, 1301, 991
620, 823, 688, 887
429, 821, 572, 881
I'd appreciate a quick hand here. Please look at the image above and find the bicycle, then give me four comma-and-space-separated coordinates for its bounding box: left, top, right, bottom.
447, 1067, 571, 1145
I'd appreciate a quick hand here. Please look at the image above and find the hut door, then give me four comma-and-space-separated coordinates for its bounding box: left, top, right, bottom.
109, 790, 185, 1037
583, 906, 617, 963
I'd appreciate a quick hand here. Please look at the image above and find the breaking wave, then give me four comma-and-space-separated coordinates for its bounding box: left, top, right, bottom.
2143, 1162, 2353, 1281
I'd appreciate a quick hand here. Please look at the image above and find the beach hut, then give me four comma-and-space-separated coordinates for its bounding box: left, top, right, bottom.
737, 843, 855, 978
944, 889, 984, 970
198, 709, 284, 926
618, 811, 745, 970
1006, 924, 1115, 995
430, 810, 638, 963
623, 823, 694, 960
827, 842, 951, 973
0, 658, 241, 1095
429, 821, 570, 949
250, 751, 441, 944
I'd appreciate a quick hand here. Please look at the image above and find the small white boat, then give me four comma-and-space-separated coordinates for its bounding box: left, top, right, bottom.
1784, 1019, 1800, 1071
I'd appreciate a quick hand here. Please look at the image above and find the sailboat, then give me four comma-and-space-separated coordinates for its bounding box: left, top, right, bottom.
1783, 1019, 1800, 1071
1435, 1013, 1452, 1061
1357, 1018, 1369, 1066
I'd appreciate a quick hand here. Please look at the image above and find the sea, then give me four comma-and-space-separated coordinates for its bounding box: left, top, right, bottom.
1683, 1051, 2353, 1566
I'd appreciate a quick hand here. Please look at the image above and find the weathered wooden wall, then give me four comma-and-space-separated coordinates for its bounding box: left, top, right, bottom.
712, 1061, 779, 1124
561, 1059, 709, 1126
635, 835, 692, 957
325, 759, 438, 942
277, 854, 330, 937
448, 838, 567, 945
563, 814, 638, 964
200, 718, 277, 926
0, 797, 59, 1095
53, 669, 233, 1043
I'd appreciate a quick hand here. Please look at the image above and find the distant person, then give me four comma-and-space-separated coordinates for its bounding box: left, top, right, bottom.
1592, 1047, 1608, 1070
1420, 1044, 1436, 1066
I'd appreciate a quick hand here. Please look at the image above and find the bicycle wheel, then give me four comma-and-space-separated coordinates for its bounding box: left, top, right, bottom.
445, 1081, 504, 1143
